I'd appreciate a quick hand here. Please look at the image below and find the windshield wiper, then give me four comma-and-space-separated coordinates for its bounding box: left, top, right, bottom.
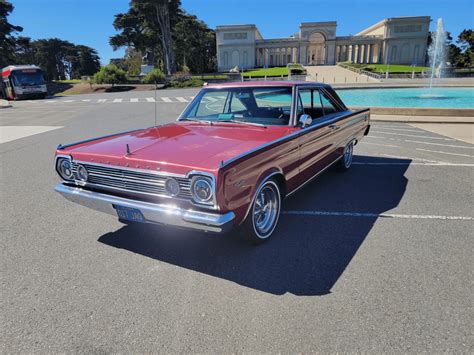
179, 118, 213, 125
217, 119, 267, 128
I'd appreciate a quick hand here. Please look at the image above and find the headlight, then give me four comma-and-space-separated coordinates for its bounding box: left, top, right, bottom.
165, 178, 180, 196
56, 158, 74, 180
191, 176, 214, 204
76, 164, 88, 182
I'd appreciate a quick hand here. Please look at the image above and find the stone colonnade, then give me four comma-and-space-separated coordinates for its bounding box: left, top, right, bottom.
255, 46, 300, 67
334, 42, 383, 64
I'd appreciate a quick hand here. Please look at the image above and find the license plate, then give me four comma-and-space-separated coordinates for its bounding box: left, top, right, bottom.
114, 205, 145, 222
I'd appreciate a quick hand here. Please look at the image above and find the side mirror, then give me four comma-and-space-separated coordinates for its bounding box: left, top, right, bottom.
299, 114, 312, 128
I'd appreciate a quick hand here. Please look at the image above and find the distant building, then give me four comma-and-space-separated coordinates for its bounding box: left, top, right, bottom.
216, 16, 430, 71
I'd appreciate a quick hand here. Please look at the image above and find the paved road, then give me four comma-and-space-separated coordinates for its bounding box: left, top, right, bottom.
1, 90, 473, 353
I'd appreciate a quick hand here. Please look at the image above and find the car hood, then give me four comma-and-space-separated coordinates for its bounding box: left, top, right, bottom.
65, 122, 293, 175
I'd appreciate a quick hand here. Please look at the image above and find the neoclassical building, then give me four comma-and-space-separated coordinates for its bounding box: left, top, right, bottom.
216, 16, 430, 71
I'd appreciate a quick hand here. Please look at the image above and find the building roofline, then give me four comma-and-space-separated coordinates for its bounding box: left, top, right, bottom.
356, 16, 431, 35
300, 21, 337, 27
216, 24, 257, 30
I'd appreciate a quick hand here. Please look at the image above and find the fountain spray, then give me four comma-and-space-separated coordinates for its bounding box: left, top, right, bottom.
428, 18, 447, 89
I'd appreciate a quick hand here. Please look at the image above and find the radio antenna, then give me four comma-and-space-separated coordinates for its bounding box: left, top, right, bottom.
154, 81, 157, 127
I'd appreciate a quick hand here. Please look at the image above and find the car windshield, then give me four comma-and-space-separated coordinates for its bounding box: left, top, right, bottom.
12, 71, 45, 86
180, 86, 293, 126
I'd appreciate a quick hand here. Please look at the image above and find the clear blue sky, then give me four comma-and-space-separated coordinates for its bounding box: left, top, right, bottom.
9, 0, 474, 65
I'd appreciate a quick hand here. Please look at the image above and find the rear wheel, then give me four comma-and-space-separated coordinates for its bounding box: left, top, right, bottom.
336, 141, 354, 172
241, 180, 281, 244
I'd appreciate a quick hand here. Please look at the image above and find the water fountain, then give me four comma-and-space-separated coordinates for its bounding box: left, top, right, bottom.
420, 18, 447, 98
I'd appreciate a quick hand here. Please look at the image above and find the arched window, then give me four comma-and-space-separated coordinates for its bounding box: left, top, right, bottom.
243, 51, 248, 67
223, 52, 229, 67
390, 46, 397, 63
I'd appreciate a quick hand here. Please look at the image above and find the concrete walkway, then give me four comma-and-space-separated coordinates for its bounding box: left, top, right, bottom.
409, 123, 474, 144
305, 65, 379, 84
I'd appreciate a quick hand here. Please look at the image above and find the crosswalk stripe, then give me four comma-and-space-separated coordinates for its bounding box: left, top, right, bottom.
82, 99, 91, 102
146, 97, 156, 102
161, 97, 173, 102
97, 99, 107, 103
130, 98, 139, 103
112, 98, 123, 103
176, 97, 188, 102
63, 100, 75, 103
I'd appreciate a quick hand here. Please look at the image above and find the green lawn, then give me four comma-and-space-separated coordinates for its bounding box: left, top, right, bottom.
242, 67, 289, 78
342, 62, 430, 73
53, 79, 82, 84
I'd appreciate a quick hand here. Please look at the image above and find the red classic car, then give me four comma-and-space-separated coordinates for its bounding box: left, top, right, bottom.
54, 81, 370, 243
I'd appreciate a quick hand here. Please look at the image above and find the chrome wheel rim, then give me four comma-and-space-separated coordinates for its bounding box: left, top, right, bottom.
344, 142, 353, 168
253, 185, 279, 238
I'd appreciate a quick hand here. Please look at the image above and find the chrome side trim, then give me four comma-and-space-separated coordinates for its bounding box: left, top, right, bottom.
57, 128, 145, 150
286, 156, 342, 198
54, 184, 234, 233
221, 108, 370, 168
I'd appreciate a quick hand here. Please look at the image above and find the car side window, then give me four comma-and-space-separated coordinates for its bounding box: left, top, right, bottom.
320, 90, 339, 115
298, 89, 324, 120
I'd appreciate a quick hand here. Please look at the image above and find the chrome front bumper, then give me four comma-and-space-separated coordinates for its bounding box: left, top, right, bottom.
54, 184, 235, 233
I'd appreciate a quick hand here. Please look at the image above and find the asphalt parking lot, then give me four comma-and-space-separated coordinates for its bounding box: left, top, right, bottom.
1, 89, 473, 352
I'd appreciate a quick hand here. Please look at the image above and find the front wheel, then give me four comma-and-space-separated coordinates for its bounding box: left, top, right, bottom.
336, 141, 354, 172
241, 180, 281, 244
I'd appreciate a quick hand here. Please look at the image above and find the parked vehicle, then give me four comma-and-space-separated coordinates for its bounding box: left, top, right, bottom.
1, 65, 47, 100
54, 81, 370, 243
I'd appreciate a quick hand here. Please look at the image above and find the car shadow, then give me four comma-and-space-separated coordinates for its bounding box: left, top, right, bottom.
98, 156, 410, 296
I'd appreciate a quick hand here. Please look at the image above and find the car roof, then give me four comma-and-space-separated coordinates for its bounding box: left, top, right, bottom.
205, 80, 329, 89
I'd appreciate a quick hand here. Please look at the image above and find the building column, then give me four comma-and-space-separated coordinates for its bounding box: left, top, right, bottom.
368, 44, 373, 64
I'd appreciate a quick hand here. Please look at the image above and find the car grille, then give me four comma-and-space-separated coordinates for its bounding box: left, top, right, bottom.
71, 162, 192, 200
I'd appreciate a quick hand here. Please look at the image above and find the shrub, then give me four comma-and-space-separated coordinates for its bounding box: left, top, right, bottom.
141, 68, 166, 84
169, 79, 204, 88
93, 65, 127, 87
180, 65, 191, 74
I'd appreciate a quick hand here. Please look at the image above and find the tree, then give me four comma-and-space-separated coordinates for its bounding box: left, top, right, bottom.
93, 64, 127, 87
173, 13, 216, 73
0, 0, 23, 67
110, 0, 181, 75
14, 36, 37, 65
110, 1, 217, 74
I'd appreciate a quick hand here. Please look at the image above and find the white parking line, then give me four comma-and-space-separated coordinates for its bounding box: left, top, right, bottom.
368, 136, 473, 149
0, 126, 63, 144
82, 99, 91, 102
63, 100, 75, 103
281, 210, 474, 221
161, 97, 173, 103
405, 139, 473, 149
353, 161, 474, 166
112, 98, 123, 103
416, 148, 474, 158
97, 99, 107, 103
176, 97, 188, 102
361, 142, 398, 148
130, 98, 139, 103
372, 130, 454, 141
371, 153, 441, 163
146, 98, 155, 102
44, 100, 57, 104
373, 127, 424, 133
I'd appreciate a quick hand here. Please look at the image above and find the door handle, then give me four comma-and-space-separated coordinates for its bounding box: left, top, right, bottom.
329, 124, 339, 130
